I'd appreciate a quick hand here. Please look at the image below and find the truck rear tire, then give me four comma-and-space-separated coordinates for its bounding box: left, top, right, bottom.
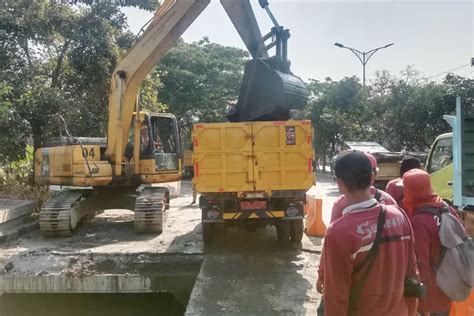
276, 220, 290, 243
290, 219, 304, 243
202, 222, 214, 245
202, 222, 226, 245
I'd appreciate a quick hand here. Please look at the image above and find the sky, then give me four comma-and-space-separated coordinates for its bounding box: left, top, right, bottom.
122, 0, 473, 83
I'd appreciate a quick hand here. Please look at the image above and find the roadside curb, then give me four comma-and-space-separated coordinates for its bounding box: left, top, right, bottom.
316, 172, 336, 182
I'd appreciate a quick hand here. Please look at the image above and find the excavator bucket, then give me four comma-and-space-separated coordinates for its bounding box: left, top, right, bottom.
229, 58, 309, 122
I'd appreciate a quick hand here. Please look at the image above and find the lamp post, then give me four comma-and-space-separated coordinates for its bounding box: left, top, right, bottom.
334, 42, 394, 87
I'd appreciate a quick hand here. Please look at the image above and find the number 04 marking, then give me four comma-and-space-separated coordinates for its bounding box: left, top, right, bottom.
82, 148, 96, 159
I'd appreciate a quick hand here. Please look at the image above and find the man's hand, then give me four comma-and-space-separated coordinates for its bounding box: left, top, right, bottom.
316, 276, 324, 294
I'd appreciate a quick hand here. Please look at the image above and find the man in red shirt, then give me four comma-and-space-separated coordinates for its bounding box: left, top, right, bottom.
385, 156, 421, 211
321, 150, 418, 316
404, 169, 459, 316
330, 152, 396, 223
317, 152, 398, 302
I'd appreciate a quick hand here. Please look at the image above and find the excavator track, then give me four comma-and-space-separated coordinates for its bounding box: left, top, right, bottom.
134, 187, 169, 234
39, 190, 88, 237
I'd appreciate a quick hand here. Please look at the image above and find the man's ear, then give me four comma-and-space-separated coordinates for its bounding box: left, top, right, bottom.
336, 178, 346, 194
370, 173, 376, 185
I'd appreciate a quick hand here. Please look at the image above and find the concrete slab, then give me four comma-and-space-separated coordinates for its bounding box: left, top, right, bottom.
0, 253, 202, 304
186, 241, 320, 315
0, 213, 32, 231
0, 199, 35, 224
0, 220, 38, 244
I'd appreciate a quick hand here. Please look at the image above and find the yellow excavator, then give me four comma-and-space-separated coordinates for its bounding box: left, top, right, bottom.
34, 0, 298, 237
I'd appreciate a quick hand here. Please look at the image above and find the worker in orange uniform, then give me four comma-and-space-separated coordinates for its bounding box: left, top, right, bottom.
404, 169, 461, 316
385, 156, 421, 212
320, 150, 419, 316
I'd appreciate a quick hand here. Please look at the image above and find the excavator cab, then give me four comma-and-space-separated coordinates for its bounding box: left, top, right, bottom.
150, 113, 181, 171
126, 113, 181, 172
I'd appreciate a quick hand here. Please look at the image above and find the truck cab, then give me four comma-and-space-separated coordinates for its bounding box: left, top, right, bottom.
426, 132, 453, 202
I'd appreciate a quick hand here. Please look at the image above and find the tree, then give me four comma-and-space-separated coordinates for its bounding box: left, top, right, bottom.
369, 69, 470, 152
0, 83, 29, 162
304, 66, 472, 166
0, 0, 133, 154
305, 76, 367, 169
157, 38, 248, 147
70, 0, 160, 11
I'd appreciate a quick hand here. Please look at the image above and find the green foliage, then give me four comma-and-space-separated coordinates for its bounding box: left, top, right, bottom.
1, 145, 34, 185
157, 38, 249, 146
0, 145, 50, 208
305, 77, 367, 166
69, 0, 160, 11
140, 72, 168, 113
0, 0, 132, 154
305, 67, 473, 169
0, 82, 29, 162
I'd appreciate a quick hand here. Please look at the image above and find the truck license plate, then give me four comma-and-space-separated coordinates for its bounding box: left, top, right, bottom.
240, 201, 267, 210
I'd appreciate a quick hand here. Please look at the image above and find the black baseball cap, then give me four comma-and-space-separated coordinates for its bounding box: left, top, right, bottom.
334, 150, 372, 178
400, 156, 421, 176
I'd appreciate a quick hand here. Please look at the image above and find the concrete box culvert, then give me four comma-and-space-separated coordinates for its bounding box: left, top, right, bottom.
0, 253, 204, 309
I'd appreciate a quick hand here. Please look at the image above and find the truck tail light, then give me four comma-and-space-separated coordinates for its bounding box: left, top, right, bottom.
195, 161, 199, 177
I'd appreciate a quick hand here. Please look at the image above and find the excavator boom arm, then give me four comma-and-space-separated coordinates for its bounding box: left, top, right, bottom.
104, 0, 268, 172
105, 0, 211, 165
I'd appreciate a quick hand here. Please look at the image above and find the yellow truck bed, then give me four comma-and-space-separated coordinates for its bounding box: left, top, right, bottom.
192, 120, 314, 195
372, 152, 403, 189
183, 150, 193, 168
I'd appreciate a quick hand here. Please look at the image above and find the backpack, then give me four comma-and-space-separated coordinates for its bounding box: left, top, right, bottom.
416, 203, 474, 301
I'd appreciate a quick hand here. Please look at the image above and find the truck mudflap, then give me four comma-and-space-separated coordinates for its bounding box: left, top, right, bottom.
201, 202, 304, 223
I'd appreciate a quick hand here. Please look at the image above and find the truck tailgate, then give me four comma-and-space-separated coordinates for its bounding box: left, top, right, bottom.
192, 121, 314, 194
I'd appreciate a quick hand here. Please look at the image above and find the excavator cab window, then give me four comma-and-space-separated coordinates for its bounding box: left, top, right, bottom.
125, 118, 154, 160
150, 114, 181, 171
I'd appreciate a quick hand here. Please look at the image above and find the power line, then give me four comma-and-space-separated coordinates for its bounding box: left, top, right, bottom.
426, 63, 471, 79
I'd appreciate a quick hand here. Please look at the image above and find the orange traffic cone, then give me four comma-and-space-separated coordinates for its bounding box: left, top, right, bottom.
449, 289, 474, 316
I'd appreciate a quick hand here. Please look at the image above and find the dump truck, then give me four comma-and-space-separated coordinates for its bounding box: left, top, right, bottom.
192, 1, 312, 244
427, 97, 474, 235
336, 142, 403, 189
193, 120, 314, 244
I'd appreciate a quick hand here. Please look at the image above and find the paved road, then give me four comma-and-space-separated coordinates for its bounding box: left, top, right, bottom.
185, 179, 340, 315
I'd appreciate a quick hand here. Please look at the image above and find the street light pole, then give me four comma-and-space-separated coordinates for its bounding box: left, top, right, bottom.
334, 42, 394, 87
